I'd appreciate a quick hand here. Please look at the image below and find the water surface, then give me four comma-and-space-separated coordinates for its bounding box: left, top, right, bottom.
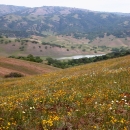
57, 54, 104, 60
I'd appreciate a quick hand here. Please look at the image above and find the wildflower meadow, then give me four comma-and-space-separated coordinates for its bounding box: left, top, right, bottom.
0, 55, 130, 129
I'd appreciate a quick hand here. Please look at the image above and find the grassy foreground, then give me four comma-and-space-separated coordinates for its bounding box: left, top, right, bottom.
0, 56, 130, 130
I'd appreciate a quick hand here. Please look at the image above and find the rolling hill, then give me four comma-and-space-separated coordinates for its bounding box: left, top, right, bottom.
0, 5, 130, 130
0, 5, 130, 39
0, 34, 130, 58
0, 55, 130, 129
0, 5, 27, 16
0, 5, 130, 58
0, 57, 60, 77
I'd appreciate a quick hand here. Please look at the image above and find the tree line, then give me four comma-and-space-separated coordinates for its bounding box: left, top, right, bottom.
46, 49, 130, 69
9, 54, 43, 63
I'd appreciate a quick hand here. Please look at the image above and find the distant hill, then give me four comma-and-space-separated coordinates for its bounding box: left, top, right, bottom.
0, 34, 130, 58
0, 5, 130, 39
0, 5, 27, 16
0, 5, 130, 58
0, 57, 60, 77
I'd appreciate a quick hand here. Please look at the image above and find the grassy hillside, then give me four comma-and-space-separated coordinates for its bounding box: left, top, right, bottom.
0, 35, 130, 58
0, 57, 60, 77
0, 6, 130, 39
0, 5, 130, 58
0, 55, 130, 129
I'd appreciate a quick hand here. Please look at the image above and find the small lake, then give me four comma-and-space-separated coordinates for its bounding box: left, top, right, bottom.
56, 54, 104, 60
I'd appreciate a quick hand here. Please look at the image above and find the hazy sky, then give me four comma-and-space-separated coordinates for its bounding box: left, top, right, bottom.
1, 0, 130, 13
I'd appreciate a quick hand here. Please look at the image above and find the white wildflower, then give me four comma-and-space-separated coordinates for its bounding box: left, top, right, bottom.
109, 107, 112, 110
95, 102, 97, 105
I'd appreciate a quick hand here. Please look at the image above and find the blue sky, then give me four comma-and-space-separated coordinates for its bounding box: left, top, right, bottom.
1, 0, 130, 13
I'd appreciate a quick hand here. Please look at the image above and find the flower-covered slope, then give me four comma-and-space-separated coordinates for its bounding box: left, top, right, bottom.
0, 55, 130, 129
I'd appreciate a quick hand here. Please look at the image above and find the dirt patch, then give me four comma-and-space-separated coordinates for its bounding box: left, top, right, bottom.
0, 66, 26, 77
0, 57, 60, 77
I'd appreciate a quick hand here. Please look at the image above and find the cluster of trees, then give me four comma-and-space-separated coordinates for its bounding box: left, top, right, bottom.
73, 30, 130, 41
107, 30, 130, 38
0, 7, 130, 40
0, 36, 12, 44
0, 39, 11, 44
9, 54, 43, 63
42, 42, 65, 48
0, 30, 31, 38
0, 29, 45, 38
12, 38, 39, 44
73, 31, 105, 41
56, 11, 130, 40
0, 35, 3, 38
46, 49, 130, 69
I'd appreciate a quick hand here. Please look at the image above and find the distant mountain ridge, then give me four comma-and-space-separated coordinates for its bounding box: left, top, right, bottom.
0, 5, 27, 16
0, 5, 130, 39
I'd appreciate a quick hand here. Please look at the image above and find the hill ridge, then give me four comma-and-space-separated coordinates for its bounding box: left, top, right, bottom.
0, 5, 130, 39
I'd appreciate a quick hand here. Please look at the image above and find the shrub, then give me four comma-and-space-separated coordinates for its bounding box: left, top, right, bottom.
4, 72, 24, 78
82, 49, 86, 51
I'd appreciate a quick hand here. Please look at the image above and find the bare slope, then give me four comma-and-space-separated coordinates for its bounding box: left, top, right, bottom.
0, 57, 60, 77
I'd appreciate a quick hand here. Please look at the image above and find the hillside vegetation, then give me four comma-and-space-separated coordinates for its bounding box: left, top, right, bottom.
0, 5, 130, 58
46, 49, 130, 68
0, 57, 60, 77
0, 5, 130, 39
0, 55, 130, 129
0, 35, 130, 58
